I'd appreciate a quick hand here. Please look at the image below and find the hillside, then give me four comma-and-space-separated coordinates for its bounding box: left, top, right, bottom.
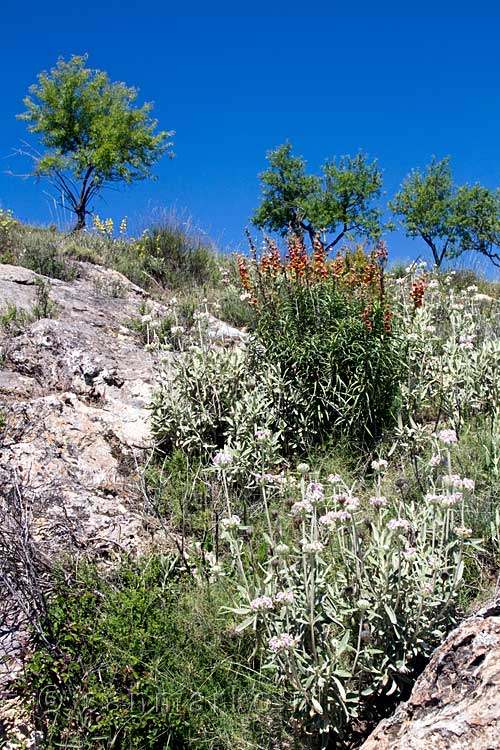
1, 225, 500, 750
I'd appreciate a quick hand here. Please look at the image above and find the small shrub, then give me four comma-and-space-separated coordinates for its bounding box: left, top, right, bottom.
22, 234, 77, 281
121, 222, 220, 290
0, 207, 18, 264
19, 557, 280, 750
0, 304, 31, 336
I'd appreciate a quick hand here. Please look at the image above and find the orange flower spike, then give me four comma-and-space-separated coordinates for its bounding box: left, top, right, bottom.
410, 279, 425, 309
360, 304, 373, 332
238, 255, 252, 291
383, 306, 394, 333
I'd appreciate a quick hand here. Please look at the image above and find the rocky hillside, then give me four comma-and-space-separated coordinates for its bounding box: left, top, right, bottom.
1, 259, 499, 750
0, 260, 241, 746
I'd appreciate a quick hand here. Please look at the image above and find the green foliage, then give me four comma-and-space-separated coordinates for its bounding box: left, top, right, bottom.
253, 143, 383, 251
0, 207, 18, 263
18, 54, 173, 230
23, 234, 78, 280
151, 346, 285, 483
241, 236, 404, 449
0, 304, 32, 335
390, 157, 500, 268
128, 223, 220, 289
20, 557, 278, 750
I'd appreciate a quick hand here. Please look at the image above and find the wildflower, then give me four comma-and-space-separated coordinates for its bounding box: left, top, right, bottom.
387, 518, 411, 532
305, 482, 324, 503
410, 279, 425, 308
291, 499, 313, 515
296, 462, 310, 475
240, 291, 252, 301
275, 591, 294, 605
250, 596, 274, 611
459, 334, 475, 350
268, 633, 299, 653
356, 598, 371, 612
371, 458, 388, 472
424, 493, 442, 505
455, 525, 473, 538
442, 474, 463, 488
429, 453, 442, 467
440, 492, 462, 508
169, 296, 178, 306
221, 514, 241, 530
213, 450, 233, 468
141, 314, 153, 324
170, 325, 185, 335
275, 543, 291, 557
462, 477, 475, 491
319, 510, 352, 527
402, 543, 417, 559
193, 310, 210, 321
466, 284, 479, 293
421, 582, 434, 596
345, 496, 360, 512
301, 539, 324, 554
327, 473, 342, 484
369, 495, 388, 509
438, 429, 458, 445
428, 279, 439, 290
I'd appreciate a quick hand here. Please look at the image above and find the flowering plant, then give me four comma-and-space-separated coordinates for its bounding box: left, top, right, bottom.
219, 440, 479, 740
238, 234, 404, 448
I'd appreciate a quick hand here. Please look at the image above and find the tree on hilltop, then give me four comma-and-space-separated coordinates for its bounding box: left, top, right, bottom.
17, 54, 174, 231
252, 142, 384, 251
390, 157, 500, 268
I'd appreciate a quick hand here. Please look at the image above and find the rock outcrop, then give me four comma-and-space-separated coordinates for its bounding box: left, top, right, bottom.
0, 260, 246, 717
359, 597, 500, 750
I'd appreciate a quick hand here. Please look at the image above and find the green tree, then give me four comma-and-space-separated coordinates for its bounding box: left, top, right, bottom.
252, 142, 383, 251
18, 55, 173, 231
454, 183, 500, 267
390, 157, 500, 268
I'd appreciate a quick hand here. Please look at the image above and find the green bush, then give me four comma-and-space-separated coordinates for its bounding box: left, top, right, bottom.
125, 223, 220, 289
20, 557, 280, 750
238, 236, 404, 449
151, 346, 285, 482
22, 234, 77, 281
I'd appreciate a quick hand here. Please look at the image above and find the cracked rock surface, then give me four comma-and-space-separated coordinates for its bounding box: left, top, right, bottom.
359, 598, 500, 750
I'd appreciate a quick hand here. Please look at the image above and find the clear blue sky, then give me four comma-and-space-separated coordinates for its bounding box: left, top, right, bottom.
2, 0, 500, 270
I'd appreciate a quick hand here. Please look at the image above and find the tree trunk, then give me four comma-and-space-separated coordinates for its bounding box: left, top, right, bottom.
72, 207, 86, 233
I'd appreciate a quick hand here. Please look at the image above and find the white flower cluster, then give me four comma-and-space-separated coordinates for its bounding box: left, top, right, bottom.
275, 591, 294, 605
250, 595, 274, 611
213, 450, 233, 468
305, 482, 324, 503
371, 458, 388, 471
301, 539, 324, 554
221, 514, 241, 530
268, 633, 299, 653
319, 510, 352, 528
369, 495, 388, 509
443, 474, 475, 491
438, 429, 458, 445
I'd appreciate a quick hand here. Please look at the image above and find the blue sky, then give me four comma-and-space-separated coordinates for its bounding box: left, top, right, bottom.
2, 0, 500, 270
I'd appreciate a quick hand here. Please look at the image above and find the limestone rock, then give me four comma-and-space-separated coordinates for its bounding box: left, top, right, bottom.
359, 598, 500, 750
